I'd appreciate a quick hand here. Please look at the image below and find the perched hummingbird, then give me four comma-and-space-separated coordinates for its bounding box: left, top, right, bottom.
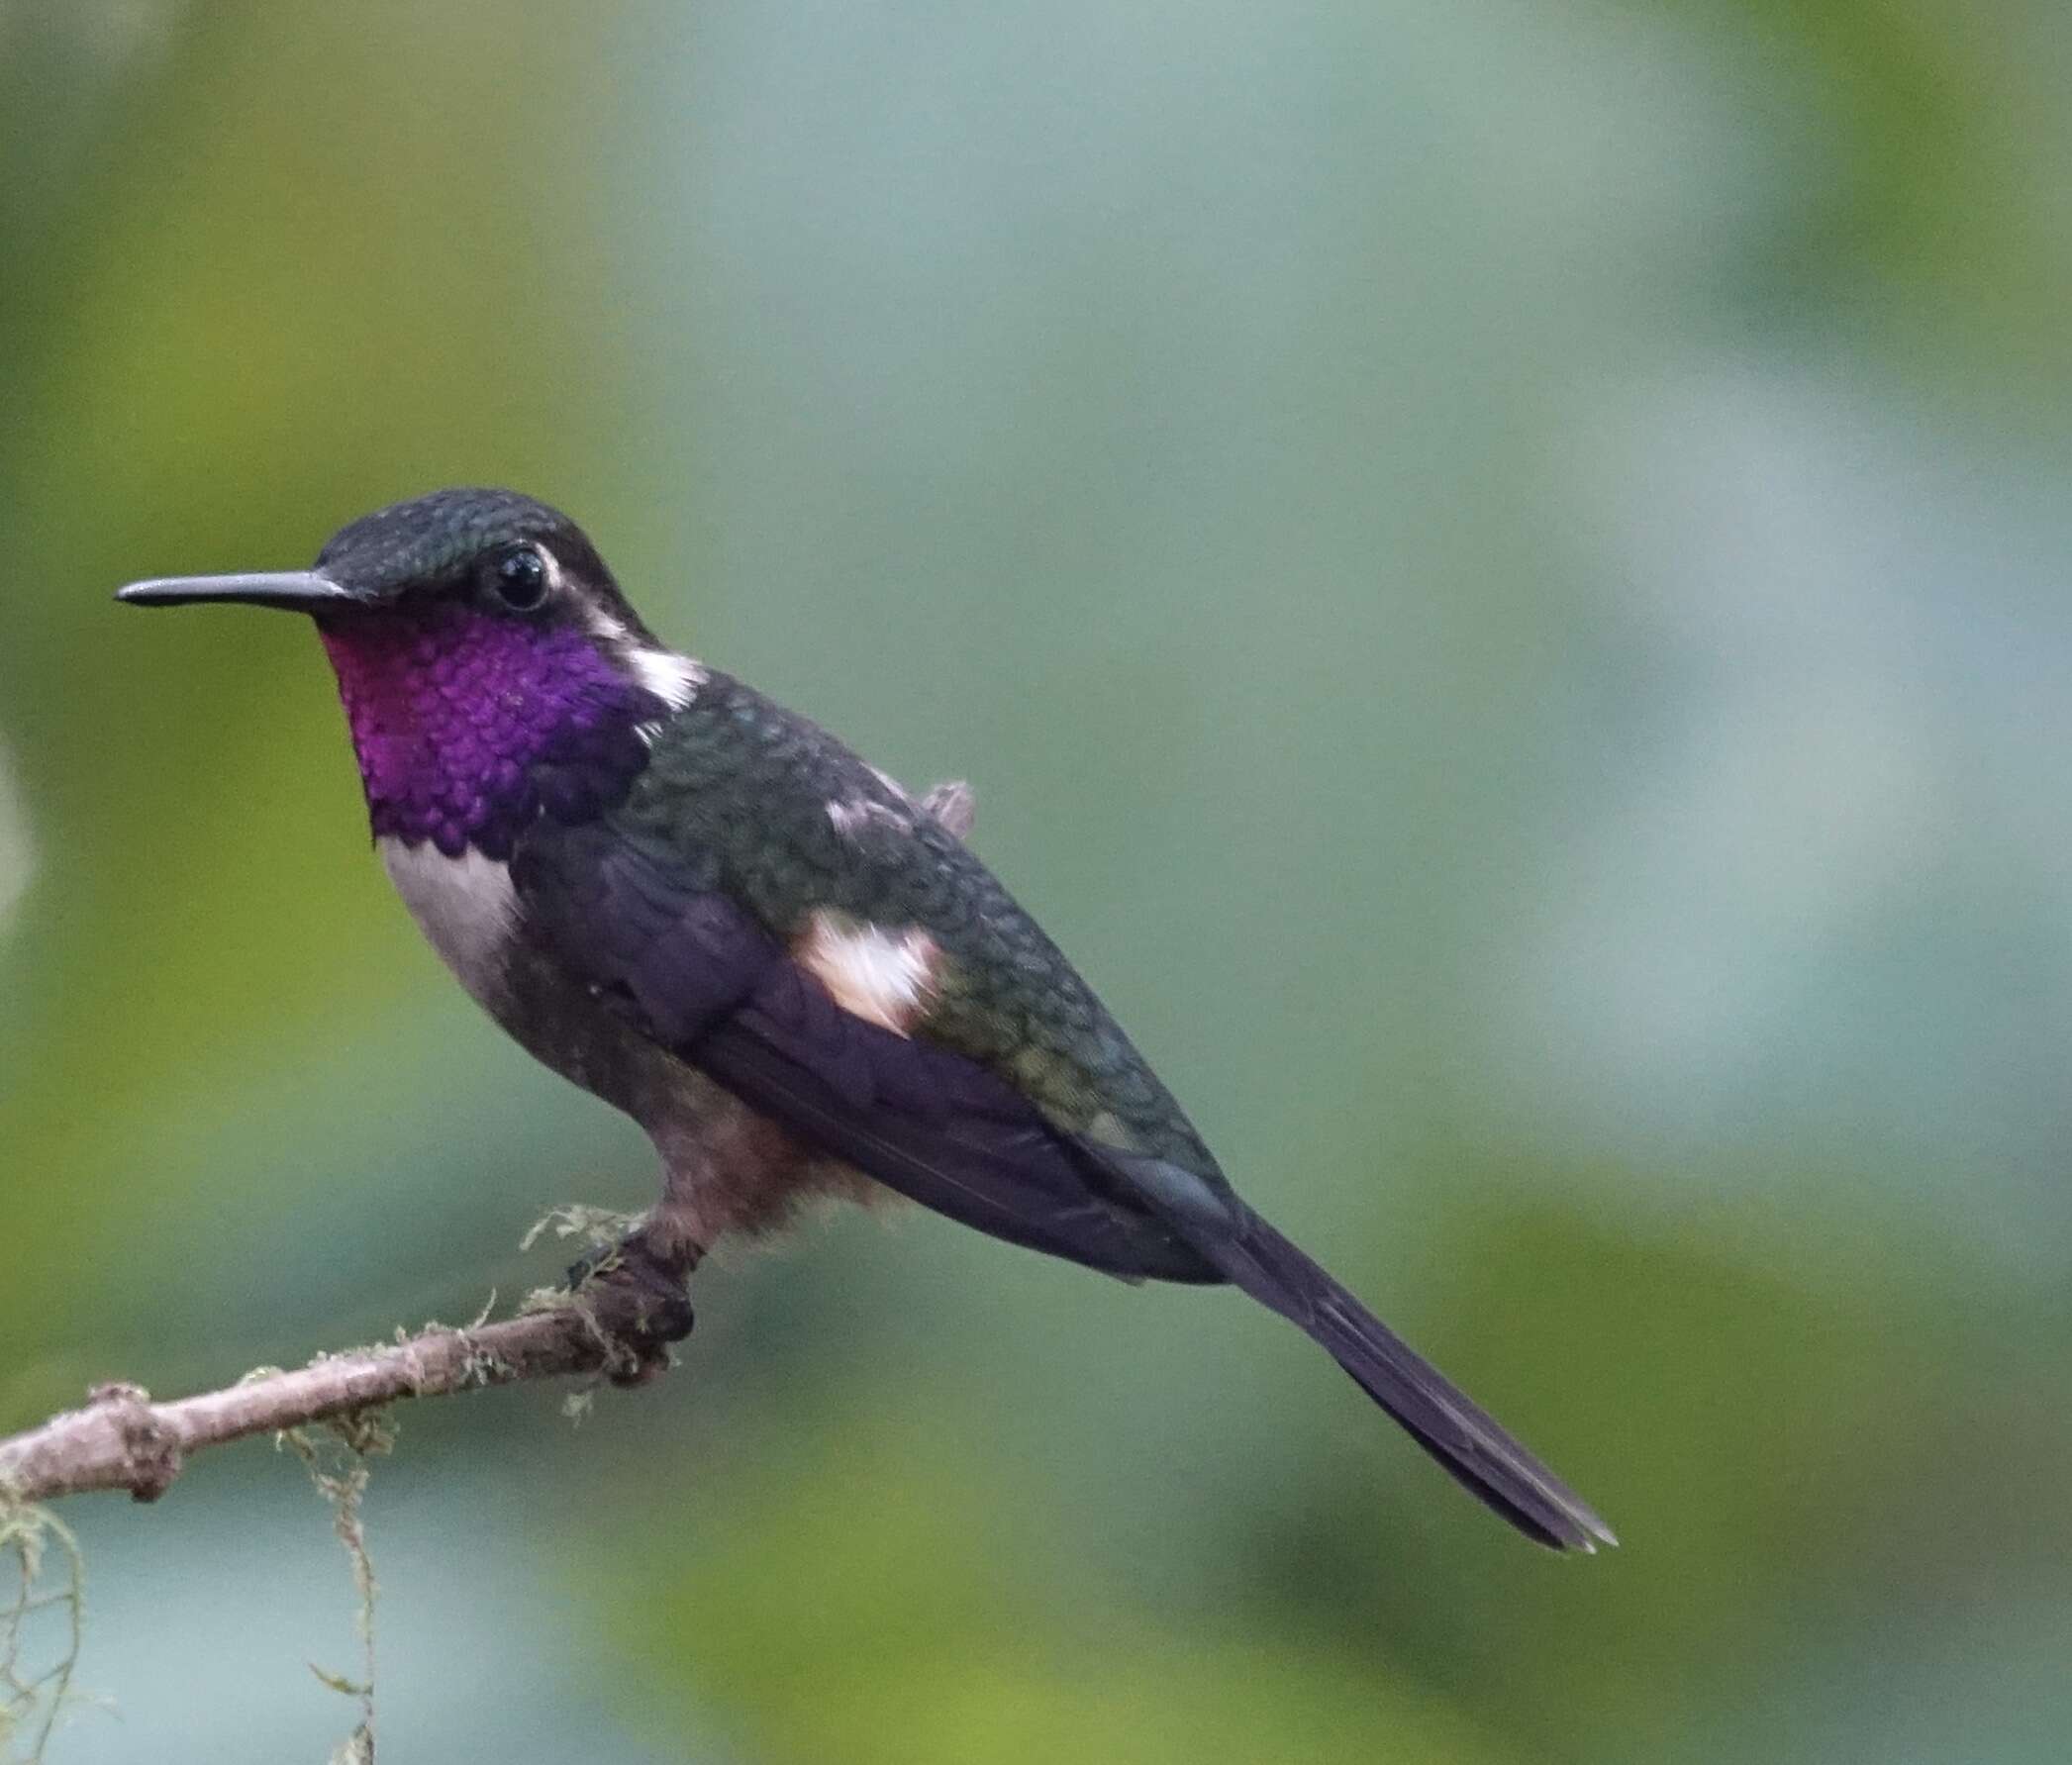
118, 487, 1613, 1551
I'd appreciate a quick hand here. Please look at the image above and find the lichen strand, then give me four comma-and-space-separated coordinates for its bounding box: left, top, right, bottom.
319, 602, 662, 859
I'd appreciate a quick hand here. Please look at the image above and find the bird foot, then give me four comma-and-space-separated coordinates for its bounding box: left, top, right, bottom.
566, 1227, 696, 1386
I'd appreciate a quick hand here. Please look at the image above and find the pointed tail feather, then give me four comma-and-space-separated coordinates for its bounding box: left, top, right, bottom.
1203, 1208, 1615, 1552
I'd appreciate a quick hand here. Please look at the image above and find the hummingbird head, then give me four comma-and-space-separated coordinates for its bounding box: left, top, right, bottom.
119, 488, 702, 859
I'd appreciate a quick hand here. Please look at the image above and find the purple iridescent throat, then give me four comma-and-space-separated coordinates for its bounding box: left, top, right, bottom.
318, 601, 661, 860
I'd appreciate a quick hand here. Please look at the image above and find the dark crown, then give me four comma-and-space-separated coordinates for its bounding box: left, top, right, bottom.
315, 487, 586, 600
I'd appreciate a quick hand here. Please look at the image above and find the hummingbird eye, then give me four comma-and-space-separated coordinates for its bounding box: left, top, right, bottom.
482, 544, 550, 613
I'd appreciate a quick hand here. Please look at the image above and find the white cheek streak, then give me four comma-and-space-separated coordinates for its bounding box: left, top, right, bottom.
629, 646, 705, 711
796, 914, 939, 1035
575, 589, 705, 732
379, 838, 520, 1003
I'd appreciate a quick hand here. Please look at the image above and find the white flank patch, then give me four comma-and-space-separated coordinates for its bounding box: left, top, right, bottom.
379, 837, 520, 1005
796, 913, 938, 1034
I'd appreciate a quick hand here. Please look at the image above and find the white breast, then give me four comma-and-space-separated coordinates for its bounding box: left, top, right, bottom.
378, 837, 520, 1006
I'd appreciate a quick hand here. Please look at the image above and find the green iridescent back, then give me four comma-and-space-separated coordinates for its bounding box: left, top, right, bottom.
614, 671, 1226, 1179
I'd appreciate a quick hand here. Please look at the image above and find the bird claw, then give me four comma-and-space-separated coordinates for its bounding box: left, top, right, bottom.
566, 1227, 695, 1383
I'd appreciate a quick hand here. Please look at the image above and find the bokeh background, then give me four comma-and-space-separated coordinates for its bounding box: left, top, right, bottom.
4, 1, 2070, 1759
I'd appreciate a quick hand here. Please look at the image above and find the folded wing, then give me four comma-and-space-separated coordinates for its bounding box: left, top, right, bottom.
512, 822, 1216, 1282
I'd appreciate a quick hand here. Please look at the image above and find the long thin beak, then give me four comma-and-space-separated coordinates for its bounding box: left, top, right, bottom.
115, 570, 364, 612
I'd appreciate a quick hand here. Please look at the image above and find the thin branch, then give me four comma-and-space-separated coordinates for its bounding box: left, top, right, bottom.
0, 1283, 682, 1508
0, 779, 980, 1515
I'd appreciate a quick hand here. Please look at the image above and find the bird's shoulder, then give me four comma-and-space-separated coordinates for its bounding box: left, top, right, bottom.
621, 669, 1014, 938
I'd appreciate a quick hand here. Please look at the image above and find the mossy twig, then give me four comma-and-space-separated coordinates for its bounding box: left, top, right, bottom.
0, 1271, 691, 1510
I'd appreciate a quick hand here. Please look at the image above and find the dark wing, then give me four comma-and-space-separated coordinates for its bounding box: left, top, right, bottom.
511, 820, 1218, 1283
514, 808, 1612, 1552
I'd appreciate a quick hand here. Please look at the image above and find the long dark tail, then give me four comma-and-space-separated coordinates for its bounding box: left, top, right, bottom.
1201, 1207, 1615, 1552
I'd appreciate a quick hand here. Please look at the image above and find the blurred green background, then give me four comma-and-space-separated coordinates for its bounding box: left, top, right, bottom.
4, 1, 2070, 1759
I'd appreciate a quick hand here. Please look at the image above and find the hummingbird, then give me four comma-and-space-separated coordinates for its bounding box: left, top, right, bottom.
118, 487, 1613, 1552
